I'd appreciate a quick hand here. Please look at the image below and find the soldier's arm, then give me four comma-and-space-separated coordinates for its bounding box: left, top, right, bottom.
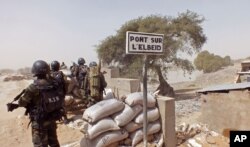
100, 74, 107, 89
18, 84, 39, 107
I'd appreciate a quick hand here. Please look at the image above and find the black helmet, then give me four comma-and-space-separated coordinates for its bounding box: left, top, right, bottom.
51, 60, 60, 71
89, 61, 97, 67
31, 60, 50, 76
78, 57, 85, 65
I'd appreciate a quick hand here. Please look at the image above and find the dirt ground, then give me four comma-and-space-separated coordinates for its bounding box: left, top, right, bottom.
0, 76, 82, 147
0, 62, 240, 147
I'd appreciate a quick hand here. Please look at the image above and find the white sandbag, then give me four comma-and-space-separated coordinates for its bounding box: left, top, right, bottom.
87, 118, 120, 140
124, 121, 143, 133
130, 121, 161, 147
112, 104, 142, 127
83, 99, 125, 123
80, 130, 128, 147
134, 107, 160, 124
103, 88, 115, 100
125, 92, 156, 108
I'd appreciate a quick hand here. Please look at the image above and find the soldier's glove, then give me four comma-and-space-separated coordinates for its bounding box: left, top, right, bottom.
7, 103, 19, 112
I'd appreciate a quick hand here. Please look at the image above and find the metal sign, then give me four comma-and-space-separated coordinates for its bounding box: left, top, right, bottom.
125, 31, 164, 147
126, 31, 164, 55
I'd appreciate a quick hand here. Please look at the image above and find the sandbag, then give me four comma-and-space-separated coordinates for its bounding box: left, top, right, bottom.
103, 88, 115, 100
124, 121, 143, 133
87, 118, 120, 140
125, 92, 156, 108
134, 107, 160, 124
83, 99, 125, 123
80, 130, 128, 147
112, 104, 142, 127
130, 121, 161, 147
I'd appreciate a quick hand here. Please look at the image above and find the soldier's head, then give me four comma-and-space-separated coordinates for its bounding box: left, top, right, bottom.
89, 61, 97, 67
51, 60, 60, 71
31, 60, 50, 78
78, 57, 85, 65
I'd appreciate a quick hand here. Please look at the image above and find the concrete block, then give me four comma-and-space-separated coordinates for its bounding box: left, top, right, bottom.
102, 67, 120, 79
157, 96, 176, 147
106, 78, 141, 96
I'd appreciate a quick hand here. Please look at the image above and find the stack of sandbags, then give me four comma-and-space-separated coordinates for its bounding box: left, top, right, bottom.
80, 99, 129, 147
80, 92, 161, 147
123, 92, 161, 147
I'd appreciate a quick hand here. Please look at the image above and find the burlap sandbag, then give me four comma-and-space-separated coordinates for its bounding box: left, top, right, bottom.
125, 92, 156, 108
134, 107, 160, 124
103, 88, 115, 100
124, 121, 143, 133
112, 104, 142, 127
80, 130, 128, 147
87, 118, 120, 140
130, 121, 161, 147
83, 99, 125, 123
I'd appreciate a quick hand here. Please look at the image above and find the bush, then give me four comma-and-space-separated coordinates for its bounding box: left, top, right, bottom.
194, 50, 232, 73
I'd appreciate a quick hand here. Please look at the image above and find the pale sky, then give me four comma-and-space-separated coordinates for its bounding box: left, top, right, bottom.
1, 0, 250, 69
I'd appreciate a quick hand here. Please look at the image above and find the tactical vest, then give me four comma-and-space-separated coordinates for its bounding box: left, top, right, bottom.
89, 66, 101, 97
30, 79, 65, 121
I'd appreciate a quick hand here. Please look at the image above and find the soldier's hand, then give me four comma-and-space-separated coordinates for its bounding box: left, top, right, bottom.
7, 103, 19, 112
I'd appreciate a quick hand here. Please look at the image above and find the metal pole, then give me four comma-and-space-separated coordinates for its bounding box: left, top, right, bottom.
143, 55, 148, 147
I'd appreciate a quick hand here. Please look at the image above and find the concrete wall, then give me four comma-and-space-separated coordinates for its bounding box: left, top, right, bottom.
200, 90, 250, 134
102, 67, 141, 96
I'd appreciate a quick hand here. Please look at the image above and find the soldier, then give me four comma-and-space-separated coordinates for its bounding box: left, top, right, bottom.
50, 60, 67, 94
70, 57, 88, 98
60, 62, 67, 69
7, 60, 65, 147
50, 60, 69, 123
86, 61, 107, 103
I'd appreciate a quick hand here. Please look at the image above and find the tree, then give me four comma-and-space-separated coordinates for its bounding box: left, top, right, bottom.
194, 50, 232, 73
97, 11, 206, 96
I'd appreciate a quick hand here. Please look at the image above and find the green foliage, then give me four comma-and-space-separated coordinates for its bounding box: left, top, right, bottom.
96, 10, 207, 78
194, 50, 232, 73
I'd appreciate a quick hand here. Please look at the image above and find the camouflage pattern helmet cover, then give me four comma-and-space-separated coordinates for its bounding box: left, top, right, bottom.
89, 61, 97, 67
51, 60, 60, 71
31, 60, 50, 76
78, 58, 85, 65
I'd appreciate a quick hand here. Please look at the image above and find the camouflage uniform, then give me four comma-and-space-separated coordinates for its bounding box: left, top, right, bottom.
18, 79, 62, 147
85, 65, 107, 103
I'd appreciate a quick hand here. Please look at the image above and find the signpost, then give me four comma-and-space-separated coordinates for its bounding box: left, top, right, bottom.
126, 31, 164, 147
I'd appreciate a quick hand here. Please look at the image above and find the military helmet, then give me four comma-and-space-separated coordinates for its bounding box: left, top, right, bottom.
78, 57, 85, 65
51, 60, 60, 71
89, 61, 97, 67
31, 60, 50, 76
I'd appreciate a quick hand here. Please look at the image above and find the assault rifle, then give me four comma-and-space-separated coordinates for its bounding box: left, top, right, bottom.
6, 89, 25, 112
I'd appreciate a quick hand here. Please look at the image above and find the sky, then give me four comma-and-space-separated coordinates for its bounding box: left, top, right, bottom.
0, 0, 250, 69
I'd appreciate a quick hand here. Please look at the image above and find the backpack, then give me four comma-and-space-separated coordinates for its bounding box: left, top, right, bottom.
34, 79, 65, 114
89, 66, 101, 97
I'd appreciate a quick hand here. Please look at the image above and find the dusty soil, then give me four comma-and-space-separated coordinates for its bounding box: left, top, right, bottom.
0, 76, 82, 147
0, 62, 241, 147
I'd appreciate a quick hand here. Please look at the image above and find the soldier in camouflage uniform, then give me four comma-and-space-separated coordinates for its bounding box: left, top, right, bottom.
85, 61, 107, 103
50, 60, 67, 94
10, 60, 65, 147
50, 60, 69, 123
70, 57, 88, 98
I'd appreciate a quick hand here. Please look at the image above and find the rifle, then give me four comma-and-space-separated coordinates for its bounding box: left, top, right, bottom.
6, 89, 25, 112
